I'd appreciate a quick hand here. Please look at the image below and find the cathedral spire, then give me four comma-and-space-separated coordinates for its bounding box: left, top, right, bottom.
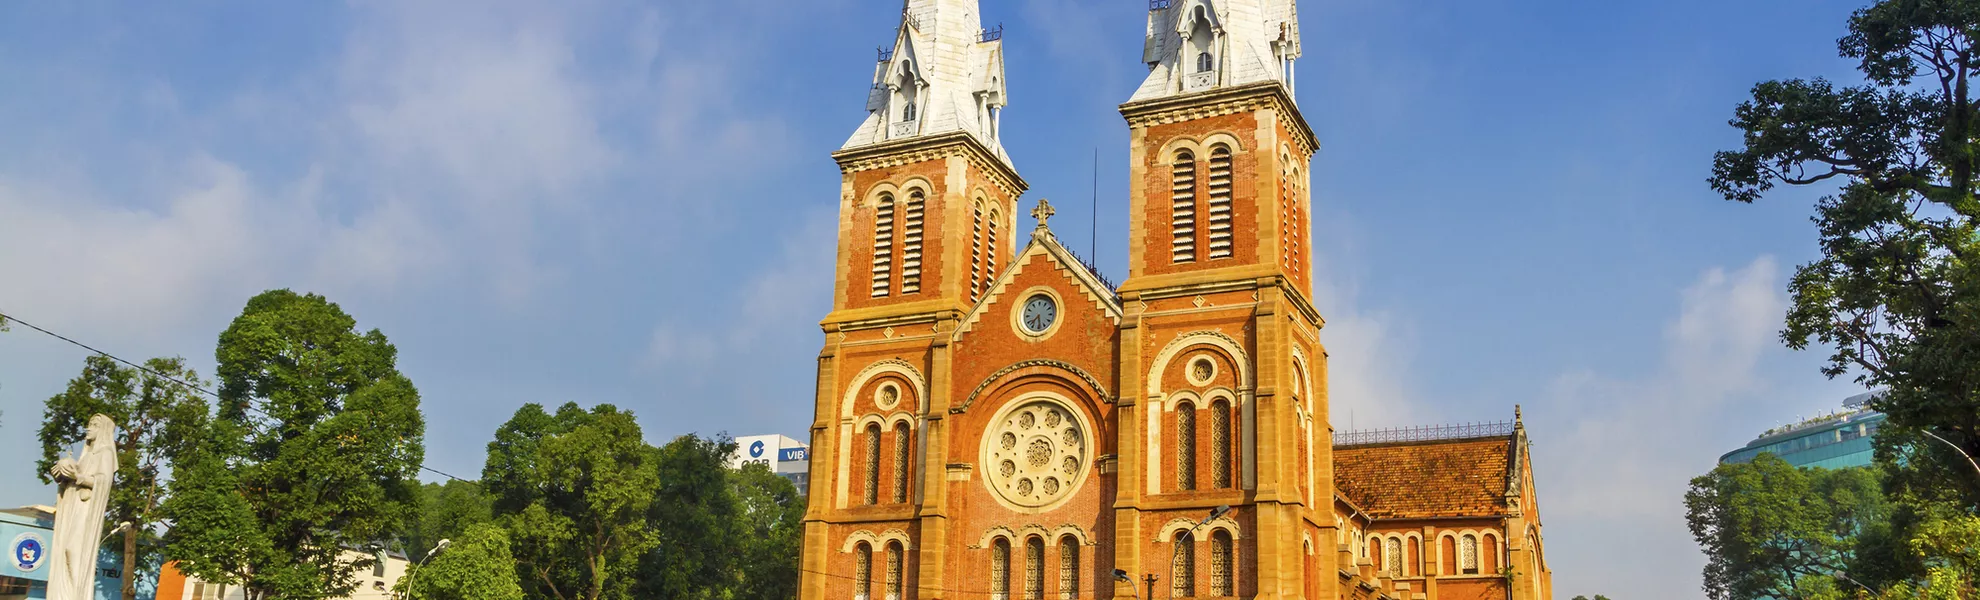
843, 0, 1011, 166
1132, 0, 1302, 102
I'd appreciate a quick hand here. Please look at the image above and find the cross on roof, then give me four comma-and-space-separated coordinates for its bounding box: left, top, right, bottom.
1031, 198, 1054, 229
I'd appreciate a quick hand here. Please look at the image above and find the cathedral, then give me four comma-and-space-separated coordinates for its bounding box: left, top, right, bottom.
798, 2, 1554, 599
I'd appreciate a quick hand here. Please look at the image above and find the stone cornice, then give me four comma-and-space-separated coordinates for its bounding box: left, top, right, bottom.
1118, 82, 1318, 156
832, 131, 1030, 200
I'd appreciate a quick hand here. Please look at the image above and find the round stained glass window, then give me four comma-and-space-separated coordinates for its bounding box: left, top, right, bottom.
982, 397, 1091, 510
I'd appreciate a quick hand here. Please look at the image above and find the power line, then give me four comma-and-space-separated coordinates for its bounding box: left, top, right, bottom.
0, 310, 469, 482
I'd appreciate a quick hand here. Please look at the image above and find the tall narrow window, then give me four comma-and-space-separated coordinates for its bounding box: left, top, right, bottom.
1197, 51, 1214, 73
901, 191, 925, 294
864, 424, 883, 505
856, 543, 874, 600
985, 209, 1001, 291
992, 539, 1012, 600
1483, 534, 1500, 574
1210, 399, 1231, 488
1206, 146, 1234, 259
1059, 536, 1080, 600
1176, 402, 1197, 491
892, 422, 911, 503
872, 194, 896, 297
1171, 151, 1198, 263
1408, 537, 1422, 577
1210, 530, 1233, 596
1460, 534, 1479, 575
886, 542, 904, 600
1025, 537, 1045, 600
1367, 538, 1381, 570
1386, 537, 1403, 577
971, 202, 985, 301
1440, 536, 1457, 575
1172, 532, 1196, 598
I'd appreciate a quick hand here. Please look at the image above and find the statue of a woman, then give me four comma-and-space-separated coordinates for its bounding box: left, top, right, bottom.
48, 415, 117, 600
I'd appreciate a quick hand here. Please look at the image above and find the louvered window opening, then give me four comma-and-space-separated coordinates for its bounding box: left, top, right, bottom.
901, 191, 924, 294
1025, 537, 1045, 600
1176, 404, 1197, 491
1172, 533, 1196, 598
1211, 400, 1231, 489
872, 194, 895, 297
1211, 531, 1233, 596
1059, 537, 1079, 600
1171, 151, 1197, 263
1206, 147, 1233, 259
864, 424, 882, 505
992, 539, 1012, 600
984, 211, 1000, 292
892, 422, 911, 503
886, 543, 904, 600
856, 544, 873, 600
971, 204, 985, 301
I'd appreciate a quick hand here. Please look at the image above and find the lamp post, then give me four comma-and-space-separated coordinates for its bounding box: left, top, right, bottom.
1114, 569, 1141, 600
1918, 428, 1980, 479
1166, 505, 1231, 599
399, 539, 450, 600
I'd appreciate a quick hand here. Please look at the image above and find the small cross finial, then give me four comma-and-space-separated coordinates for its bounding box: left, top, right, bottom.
1031, 198, 1055, 229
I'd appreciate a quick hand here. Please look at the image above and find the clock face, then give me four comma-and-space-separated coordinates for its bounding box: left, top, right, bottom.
1020, 295, 1058, 334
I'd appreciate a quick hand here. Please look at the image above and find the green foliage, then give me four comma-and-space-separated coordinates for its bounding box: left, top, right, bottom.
405, 480, 492, 563
396, 523, 524, 600
484, 403, 660, 600
729, 463, 805, 600
159, 290, 426, 600
1685, 455, 1890, 600
638, 434, 744, 600
37, 355, 209, 600
1709, 0, 1980, 506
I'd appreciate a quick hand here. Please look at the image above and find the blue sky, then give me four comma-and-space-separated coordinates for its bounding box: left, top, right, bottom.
0, 0, 1877, 597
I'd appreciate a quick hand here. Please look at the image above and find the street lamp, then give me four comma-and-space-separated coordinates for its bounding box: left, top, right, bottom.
1166, 505, 1231, 599
1917, 429, 1980, 479
1114, 569, 1141, 600
399, 539, 450, 600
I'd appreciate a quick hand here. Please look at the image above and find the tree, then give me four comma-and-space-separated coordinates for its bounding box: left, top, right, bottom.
1709, 0, 1980, 506
37, 355, 209, 600
396, 522, 524, 600
729, 463, 804, 600
159, 290, 426, 600
405, 480, 492, 563
1686, 455, 1891, 600
637, 435, 743, 600
483, 403, 659, 600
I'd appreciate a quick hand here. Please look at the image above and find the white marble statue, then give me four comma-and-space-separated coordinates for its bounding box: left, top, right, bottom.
48, 414, 117, 600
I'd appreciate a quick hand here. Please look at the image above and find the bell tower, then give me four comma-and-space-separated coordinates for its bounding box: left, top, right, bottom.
1113, 1, 1335, 599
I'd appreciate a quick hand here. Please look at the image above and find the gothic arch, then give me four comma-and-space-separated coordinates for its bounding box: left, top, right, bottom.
1147, 331, 1253, 396
953, 359, 1113, 415
842, 359, 928, 418
1153, 515, 1243, 543
841, 528, 914, 553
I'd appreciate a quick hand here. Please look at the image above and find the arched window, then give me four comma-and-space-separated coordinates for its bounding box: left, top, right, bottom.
903, 101, 917, 122
1197, 51, 1214, 73
1386, 537, 1403, 577
1440, 536, 1457, 575
892, 422, 911, 503
1172, 531, 1195, 598
898, 62, 918, 123
872, 194, 896, 297
1059, 536, 1080, 600
985, 209, 1001, 290
856, 542, 874, 600
901, 191, 925, 294
886, 542, 904, 600
863, 423, 883, 505
1460, 534, 1479, 575
1205, 146, 1233, 259
1210, 530, 1234, 596
992, 538, 1012, 600
970, 201, 985, 301
1171, 151, 1198, 263
1025, 536, 1045, 600
1367, 538, 1381, 570
1407, 536, 1421, 577
1176, 402, 1197, 491
1210, 399, 1231, 488
1483, 533, 1500, 575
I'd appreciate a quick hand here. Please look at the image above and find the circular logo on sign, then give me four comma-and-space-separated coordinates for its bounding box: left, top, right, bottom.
749, 440, 766, 458
12, 532, 45, 572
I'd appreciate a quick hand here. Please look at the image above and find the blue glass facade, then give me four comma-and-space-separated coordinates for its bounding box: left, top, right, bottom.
1720, 409, 1886, 469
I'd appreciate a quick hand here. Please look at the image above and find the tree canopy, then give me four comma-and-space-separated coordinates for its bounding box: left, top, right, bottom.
159, 290, 426, 600
397, 522, 524, 600
484, 403, 660, 600
404, 480, 493, 563
728, 462, 805, 600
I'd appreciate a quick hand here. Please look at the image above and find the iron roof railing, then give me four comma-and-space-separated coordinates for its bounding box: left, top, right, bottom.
1333, 421, 1515, 447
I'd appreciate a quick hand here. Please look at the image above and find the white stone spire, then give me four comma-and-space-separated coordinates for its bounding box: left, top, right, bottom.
842, 0, 1012, 166
1130, 0, 1302, 102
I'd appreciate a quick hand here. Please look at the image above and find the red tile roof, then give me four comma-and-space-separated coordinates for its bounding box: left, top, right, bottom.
1333, 436, 1514, 519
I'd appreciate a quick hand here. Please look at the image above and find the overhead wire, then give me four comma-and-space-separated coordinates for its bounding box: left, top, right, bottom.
0, 310, 469, 482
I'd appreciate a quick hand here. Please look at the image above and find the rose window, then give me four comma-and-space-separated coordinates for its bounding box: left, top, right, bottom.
983, 398, 1089, 509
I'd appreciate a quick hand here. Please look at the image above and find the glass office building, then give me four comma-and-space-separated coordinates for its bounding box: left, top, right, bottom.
1720, 392, 1886, 469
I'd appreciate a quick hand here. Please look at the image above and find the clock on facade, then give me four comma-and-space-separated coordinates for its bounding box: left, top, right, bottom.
1020, 294, 1058, 334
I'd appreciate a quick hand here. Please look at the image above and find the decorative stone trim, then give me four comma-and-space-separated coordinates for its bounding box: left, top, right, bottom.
952, 358, 1116, 414
1120, 82, 1317, 156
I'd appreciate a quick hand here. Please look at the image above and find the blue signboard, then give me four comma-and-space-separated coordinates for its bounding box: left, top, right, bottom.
778, 448, 808, 462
